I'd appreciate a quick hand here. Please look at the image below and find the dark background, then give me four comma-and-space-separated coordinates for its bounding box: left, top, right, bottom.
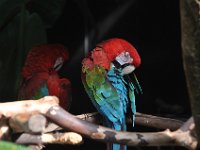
47, 0, 191, 115
44, 0, 191, 150
0, 0, 191, 149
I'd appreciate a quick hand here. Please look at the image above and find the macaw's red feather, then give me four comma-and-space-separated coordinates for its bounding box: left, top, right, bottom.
48, 75, 71, 110
18, 72, 49, 99
97, 38, 141, 68
18, 71, 71, 110
82, 47, 110, 70
81, 38, 142, 150
22, 44, 69, 79
82, 38, 141, 71
19, 43, 71, 110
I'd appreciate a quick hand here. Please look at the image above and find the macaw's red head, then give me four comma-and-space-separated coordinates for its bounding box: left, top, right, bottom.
22, 44, 69, 79
96, 38, 141, 75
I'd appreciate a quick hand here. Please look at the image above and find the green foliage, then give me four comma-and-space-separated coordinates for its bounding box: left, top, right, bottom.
27, 0, 66, 28
0, 0, 25, 29
0, 141, 30, 150
0, 0, 65, 100
0, 0, 66, 29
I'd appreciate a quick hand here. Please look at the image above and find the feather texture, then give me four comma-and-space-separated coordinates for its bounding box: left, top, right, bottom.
82, 65, 137, 150
18, 44, 71, 110
82, 38, 141, 150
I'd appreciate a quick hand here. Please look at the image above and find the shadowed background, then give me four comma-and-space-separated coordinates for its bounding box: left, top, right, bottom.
47, 0, 191, 149
0, 0, 191, 150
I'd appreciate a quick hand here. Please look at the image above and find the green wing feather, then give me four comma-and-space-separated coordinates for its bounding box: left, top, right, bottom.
82, 66, 123, 124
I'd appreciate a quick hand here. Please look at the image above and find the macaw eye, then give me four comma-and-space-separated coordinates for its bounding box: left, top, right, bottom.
115, 51, 133, 66
54, 57, 64, 71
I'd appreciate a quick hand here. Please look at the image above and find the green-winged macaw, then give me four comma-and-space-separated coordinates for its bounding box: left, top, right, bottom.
18, 44, 71, 110
81, 38, 142, 150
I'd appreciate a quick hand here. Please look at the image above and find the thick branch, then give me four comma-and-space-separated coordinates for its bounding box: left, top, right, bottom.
9, 114, 47, 133
0, 98, 194, 148
180, 0, 200, 142
8, 111, 183, 135
174, 117, 197, 149
135, 112, 184, 130
45, 106, 197, 150
0, 97, 184, 133
15, 132, 83, 145
77, 112, 184, 131
0, 96, 59, 118
76, 112, 101, 125
0, 116, 10, 140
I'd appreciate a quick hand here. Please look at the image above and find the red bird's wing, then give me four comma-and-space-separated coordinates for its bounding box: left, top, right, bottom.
47, 75, 71, 110
58, 78, 71, 110
18, 72, 49, 100
18, 72, 71, 110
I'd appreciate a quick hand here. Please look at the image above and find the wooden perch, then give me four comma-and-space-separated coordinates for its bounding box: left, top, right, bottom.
0, 97, 196, 149
77, 112, 184, 131
8, 111, 184, 134
0, 116, 10, 140
15, 132, 83, 145
135, 112, 184, 130
0, 96, 59, 118
9, 113, 62, 134
0, 97, 184, 134
9, 114, 47, 133
45, 106, 197, 150
8, 111, 183, 135
76, 112, 102, 125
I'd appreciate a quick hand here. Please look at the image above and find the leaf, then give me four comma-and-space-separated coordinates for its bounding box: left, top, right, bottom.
0, 11, 47, 100
24, 12, 47, 54
0, 0, 26, 30
0, 0, 66, 30
0, 9, 20, 100
0, 0, 64, 100
27, 0, 66, 28
0, 141, 30, 150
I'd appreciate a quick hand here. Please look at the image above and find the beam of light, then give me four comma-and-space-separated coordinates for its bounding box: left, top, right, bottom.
96, 0, 136, 42
67, 0, 137, 67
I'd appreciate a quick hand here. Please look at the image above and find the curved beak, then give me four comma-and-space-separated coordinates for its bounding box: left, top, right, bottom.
122, 65, 135, 75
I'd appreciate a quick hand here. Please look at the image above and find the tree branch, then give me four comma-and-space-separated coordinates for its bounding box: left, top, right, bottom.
8, 111, 183, 136
180, 0, 200, 142
45, 106, 197, 150
0, 96, 59, 118
0, 97, 184, 133
77, 112, 184, 131
9, 114, 47, 133
0, 116, 10, 140
0, 97, 196, 149
15, 132, 83, 145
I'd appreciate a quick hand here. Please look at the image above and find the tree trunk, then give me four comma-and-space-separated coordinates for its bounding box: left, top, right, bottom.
180, 0, 200, 142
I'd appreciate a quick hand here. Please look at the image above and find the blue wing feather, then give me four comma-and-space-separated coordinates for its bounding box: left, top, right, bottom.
32, 84, 49, 99
128, 82, 136, 127
82, 65, 138, 150
18, 72, 50, 100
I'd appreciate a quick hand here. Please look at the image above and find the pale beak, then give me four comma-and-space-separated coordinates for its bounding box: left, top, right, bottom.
54, 57, 64, 71
122, 65, 135, 75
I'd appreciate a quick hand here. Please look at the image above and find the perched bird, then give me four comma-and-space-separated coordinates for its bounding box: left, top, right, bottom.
81, 38, 142, 150
18, 44, 71, 110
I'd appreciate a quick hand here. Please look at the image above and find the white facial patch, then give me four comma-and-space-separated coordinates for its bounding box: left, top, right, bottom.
115, 52, 133, 65
54, 57, 64, 71
122, 65, 135, 75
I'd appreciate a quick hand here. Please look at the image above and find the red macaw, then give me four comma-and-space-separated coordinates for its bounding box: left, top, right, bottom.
18, 44, 71, 110
81, 38, 142, 150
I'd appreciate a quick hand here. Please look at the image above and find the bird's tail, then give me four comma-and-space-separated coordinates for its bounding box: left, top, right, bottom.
105, 118, 127, 150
